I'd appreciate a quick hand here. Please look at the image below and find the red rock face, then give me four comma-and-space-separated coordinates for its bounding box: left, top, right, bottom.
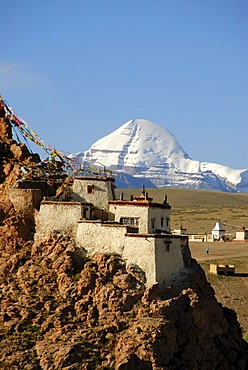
0, 233, 247, 369
10, 143, 31, 161
0, 117, 12, 141
0, 104, 56, 239
0, 101, 12, 141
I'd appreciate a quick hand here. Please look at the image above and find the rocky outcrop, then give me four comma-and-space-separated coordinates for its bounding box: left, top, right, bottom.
0, 102, 40, 187
0, 102, 64, 240
0, 231, 247, 369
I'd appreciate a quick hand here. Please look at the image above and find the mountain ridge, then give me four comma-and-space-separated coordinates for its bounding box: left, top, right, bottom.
73, 119, 248, 192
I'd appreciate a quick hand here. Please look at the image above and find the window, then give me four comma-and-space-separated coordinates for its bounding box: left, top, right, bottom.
164, 241, 170, 252
87, 185, 94, 194
161, 217, 164, 227
120, 217, 129, 225
120, 217, 139, 226
166, 218, 169, 227
151, 218, 156, 229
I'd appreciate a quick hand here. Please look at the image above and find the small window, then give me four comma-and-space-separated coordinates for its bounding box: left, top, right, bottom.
166, 218, 169, 227
120, 217, 129, 225
164, 240, 171, 251
161, 217, 164, 227
130, 218, 139, 226
120, 217, 139, 226
87, 185, 94, 194
151, 218, 156, 229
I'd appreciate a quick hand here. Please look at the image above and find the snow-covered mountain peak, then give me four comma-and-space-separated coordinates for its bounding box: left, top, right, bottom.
72, 119, 248, 192
84, 119, 189, 169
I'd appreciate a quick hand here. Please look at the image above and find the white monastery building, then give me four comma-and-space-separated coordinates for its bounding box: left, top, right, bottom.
212, 221, 226, 241
36, 176, 190, 286
235, 226, 248, 241
172, 226, 188, 236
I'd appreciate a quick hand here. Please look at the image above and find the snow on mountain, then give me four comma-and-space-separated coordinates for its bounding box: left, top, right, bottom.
72, 119, 248, 192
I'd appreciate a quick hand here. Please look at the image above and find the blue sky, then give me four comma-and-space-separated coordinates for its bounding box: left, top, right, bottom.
1, 0, 247, 168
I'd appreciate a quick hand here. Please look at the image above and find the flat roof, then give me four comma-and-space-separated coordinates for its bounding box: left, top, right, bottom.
41, 201, 93, 206
74, 176, 115, 182
109, 200, 171, 209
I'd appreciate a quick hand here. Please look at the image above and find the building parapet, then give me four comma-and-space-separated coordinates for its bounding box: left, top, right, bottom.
74, 176, 115, 182
78, 219, 124, 226
125, 233, 180, 239
41, 200, 86, 206
109, 200, 171, 209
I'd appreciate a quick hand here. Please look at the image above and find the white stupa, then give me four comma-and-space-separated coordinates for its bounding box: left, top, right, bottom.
212, 221, 226, 241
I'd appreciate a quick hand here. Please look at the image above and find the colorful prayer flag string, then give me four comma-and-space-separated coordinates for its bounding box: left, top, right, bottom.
0, 94, 113, 181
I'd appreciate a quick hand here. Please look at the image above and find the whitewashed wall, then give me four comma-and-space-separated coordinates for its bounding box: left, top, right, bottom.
109, 202, 171, 234
108, 203, 149, 233
36, 202, 83, 237
122, 235, 157, 285
76, 221, 127, 255
147, 206, 171, 233
72, 178, 115, 211
235, 231, 248, 240
76, 221, 185, 286
154, 237, 184, 283
212, 230, 225, 240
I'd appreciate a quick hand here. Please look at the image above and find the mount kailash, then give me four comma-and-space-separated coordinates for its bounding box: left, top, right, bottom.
72, 119, 248, 192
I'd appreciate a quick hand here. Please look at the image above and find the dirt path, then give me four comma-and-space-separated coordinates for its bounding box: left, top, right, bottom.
190, 242, 248, 262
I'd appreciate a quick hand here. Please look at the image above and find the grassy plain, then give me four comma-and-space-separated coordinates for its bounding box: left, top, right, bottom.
117, 188, 248, 338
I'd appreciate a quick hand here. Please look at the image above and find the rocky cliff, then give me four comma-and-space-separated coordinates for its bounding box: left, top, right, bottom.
1, 230, 248, 369
1, 108, 248, 369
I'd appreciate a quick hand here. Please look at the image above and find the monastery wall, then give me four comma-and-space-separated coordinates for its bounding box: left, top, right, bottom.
122, 235, 156, 285
147, 207, 170, 233
124, 235, 184, 285
72, 178, 115, 211
76, 221, 185, 286
76, 221, 127, 255
109, 203, 171, 234
154, 237, 184, 283
76, 222, 157, 285
36, 201, 83, 237
108, 204, 149, 233
34, 177, 186, 286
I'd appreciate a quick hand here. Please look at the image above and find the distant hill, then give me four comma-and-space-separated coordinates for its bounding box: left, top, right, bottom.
72, 119, 248, 192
